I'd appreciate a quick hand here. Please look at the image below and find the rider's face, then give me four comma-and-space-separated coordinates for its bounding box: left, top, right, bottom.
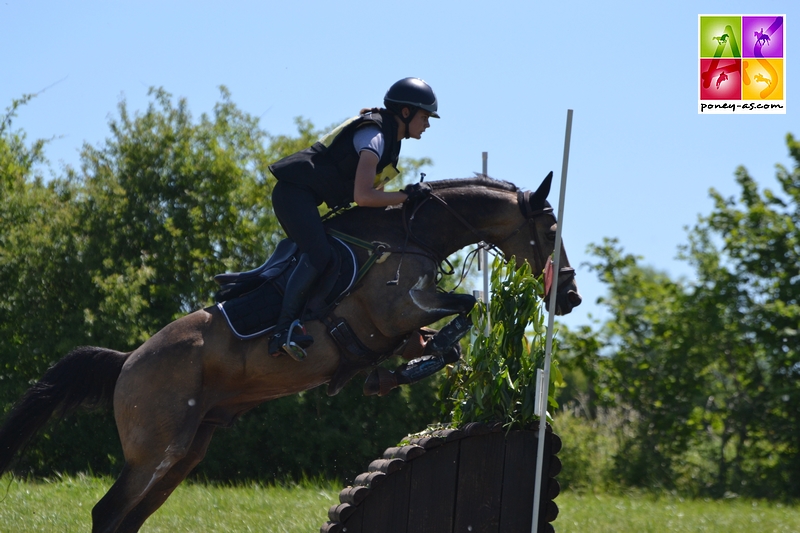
406, 110, 431, 140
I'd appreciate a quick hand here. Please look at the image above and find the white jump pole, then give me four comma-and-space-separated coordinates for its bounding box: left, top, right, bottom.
531, 109, 573, 533
482, 151, 490, 334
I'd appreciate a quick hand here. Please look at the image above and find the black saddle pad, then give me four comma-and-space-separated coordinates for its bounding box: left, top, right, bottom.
216, 236, 358, 339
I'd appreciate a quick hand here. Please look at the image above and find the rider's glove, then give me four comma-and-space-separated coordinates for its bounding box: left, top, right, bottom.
403, 182, 432, 204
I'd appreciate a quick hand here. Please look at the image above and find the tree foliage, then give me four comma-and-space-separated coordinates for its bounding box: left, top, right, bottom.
565, 134, 800, 498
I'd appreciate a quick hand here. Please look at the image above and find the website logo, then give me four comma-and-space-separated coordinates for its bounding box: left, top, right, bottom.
699, 15, 786, 114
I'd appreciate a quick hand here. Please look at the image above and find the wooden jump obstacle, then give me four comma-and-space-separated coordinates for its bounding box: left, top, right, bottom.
320, 421, 562, 533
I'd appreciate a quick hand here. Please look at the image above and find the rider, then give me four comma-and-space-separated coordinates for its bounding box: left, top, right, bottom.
267, 77, 439, 360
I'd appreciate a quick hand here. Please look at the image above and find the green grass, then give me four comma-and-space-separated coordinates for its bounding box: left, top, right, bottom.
1, 475, 799, 532
556, 491, 800, 533
0, 474, 339, 532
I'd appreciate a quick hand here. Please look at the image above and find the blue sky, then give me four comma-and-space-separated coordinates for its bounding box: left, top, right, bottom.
2, 0, 796, 330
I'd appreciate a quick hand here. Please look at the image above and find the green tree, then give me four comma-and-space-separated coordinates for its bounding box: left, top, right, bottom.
682, 133, 800, 497
565, 134, 800, 498
0, 94, 85, 403
74, 87, 280, 346
568, 240, 711, 490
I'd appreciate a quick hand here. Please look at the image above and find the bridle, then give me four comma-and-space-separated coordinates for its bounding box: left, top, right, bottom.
511, 189, 576, 298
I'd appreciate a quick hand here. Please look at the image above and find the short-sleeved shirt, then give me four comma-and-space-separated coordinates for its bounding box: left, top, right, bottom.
353, 125, 384, 159
353, 125, 396, 188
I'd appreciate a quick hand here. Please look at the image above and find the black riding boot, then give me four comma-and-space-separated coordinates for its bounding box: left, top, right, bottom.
269, 254, 319, 361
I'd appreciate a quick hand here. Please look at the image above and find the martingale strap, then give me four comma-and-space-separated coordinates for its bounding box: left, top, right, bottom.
326, 228, 390, 284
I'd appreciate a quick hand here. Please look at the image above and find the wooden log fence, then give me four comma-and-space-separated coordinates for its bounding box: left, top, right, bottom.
320, 421, 562, 533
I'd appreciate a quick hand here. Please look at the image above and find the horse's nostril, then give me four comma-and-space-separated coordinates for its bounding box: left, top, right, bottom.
568, 291, 582, 306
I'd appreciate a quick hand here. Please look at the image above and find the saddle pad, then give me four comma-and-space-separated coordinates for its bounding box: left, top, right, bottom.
217, 280, 284, 339
217, 237, 358, 340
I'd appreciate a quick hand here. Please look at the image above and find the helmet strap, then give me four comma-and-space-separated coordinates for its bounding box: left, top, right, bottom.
400, 106, 417, 139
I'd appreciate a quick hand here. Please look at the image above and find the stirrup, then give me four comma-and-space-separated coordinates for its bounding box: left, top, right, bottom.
280, 319, 312, 362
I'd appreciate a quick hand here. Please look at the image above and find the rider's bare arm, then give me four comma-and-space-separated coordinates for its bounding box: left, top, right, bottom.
353, 150, 408, 207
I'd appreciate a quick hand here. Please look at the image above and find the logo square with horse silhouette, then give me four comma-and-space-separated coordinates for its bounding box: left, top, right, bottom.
699, 15, 786, 114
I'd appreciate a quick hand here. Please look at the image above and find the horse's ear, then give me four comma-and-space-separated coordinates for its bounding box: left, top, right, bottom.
529, 171, 553, 209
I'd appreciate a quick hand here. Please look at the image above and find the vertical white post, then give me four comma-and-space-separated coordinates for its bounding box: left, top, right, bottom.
531, 109, 573, 533
482, 151, 490, 335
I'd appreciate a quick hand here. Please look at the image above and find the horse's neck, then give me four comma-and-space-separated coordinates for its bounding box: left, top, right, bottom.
326, 187, 519, 257
415, 188, 518, 257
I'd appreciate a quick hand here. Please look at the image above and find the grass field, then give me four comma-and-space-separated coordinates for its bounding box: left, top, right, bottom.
0, 474, 339, 532
1, 475, 798, 532
557, 491, 799, 533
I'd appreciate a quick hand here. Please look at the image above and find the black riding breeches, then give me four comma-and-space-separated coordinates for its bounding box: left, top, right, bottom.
272, 180, 332, 272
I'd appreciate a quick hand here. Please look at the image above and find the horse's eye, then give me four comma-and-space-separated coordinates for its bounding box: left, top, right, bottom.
546, 231, 556, 242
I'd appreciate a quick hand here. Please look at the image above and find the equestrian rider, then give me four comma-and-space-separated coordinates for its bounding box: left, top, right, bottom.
268, 77, 439, 360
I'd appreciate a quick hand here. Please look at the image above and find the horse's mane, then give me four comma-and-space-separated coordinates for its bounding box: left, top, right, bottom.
324, 175, 520, 232
426, 175, 518, 193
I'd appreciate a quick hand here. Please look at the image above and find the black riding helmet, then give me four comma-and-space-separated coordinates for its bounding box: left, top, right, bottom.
384, 78, 439, 138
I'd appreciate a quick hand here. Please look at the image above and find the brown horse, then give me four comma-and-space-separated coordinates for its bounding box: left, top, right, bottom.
0, 174, 580, 533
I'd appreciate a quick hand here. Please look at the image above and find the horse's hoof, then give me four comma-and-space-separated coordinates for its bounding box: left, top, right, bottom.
363, 370, 381, 396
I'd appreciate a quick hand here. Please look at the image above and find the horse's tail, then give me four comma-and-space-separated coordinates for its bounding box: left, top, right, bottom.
0, 346, 129, 476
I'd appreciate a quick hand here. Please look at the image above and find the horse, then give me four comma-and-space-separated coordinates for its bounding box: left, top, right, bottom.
712, 34, 729, 45
755, 29, 771, 46
0, 174, 581, 533
716, 72, 729, 89
754, 73, 771, 86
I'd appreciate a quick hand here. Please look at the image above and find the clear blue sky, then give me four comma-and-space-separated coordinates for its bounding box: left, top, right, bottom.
2, 0, 796, 330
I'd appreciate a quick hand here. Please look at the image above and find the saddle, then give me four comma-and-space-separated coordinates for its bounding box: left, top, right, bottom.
214, 236, 358, 339
215, 231, 407, 397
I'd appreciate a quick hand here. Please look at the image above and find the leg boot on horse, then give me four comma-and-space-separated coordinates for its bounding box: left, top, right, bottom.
269, 253, 318, 361
364, 314, 472, 396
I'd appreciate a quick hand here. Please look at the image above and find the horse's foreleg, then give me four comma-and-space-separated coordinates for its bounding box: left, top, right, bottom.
372, 290, 476, 338
364, 313, 473, 396
115, 423, 217, 533
408, 289, 476, 319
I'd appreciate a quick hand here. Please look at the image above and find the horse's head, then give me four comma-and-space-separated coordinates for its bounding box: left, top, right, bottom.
491, 172, 582, 315
421, 174, 582, 315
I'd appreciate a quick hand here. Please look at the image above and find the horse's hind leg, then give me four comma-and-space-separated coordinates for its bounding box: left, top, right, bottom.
90, 423, 203, 533
115, 423, 217, 533
90, 426, 201, 533
91, 403, 205, 533
90, 459, 169, 533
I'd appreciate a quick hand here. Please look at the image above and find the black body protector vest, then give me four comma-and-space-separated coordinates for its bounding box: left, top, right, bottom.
269, 111, 401, 210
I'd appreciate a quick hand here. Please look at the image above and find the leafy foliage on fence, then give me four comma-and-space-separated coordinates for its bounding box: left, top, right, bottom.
439, 255, 563, 429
